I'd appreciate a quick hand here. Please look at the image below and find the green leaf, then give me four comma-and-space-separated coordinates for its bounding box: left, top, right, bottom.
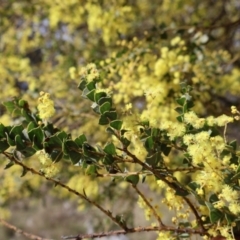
100, 102, 111, 114
175, 107, 183, 114
10, 125, 24, 138
6, 133, 15, 146
188, 181, 200, 191
225, 213, 236, 225
49, 149, 63, 162
56, 131, 68, 141
86, 81, 96, 91
15, 135, 27, 151
82, 143, 96, 157
229, 140, 237, 151
27, 121, 37, 133
120, 136, 131, 147
103, 142, 116, 155
85, 165, 97, 175
144, 136, 154, 150
102, 155, 114, 164
3, 100, 21, 117
110, 120, 122, 130
106, 127, 116, 135
95, 92, 107, 103
99, 115, 110, 125
104, 111, 117, 121
3, 100, 16, 114
151, 128, 160, 137
176, 115, 184, 122
0, 139, 9, 153
20, 147, 36, 158
98, 97, 112, 107
0, 123, 6, 138
145, 151, 162, 167
161, 144, 171, 156
205, 202, 223, 223
86, 89, 96, 101
4, 161, 14, 169
28, 126, 44, 144
126, 174, 139, 185
176, 97, 186, 106
63, 140, 82, 164
20, 167, 28, 177
75, 134, 87, 147
78, 80, 87, 90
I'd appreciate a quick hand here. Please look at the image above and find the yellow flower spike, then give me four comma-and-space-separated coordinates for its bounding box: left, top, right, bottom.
37, 92, 55, 120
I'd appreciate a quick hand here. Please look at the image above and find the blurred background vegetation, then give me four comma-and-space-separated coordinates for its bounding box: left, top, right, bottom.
1, 0, 240, 239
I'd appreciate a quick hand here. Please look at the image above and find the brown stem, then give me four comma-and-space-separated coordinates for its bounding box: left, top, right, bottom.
131, 185, 165, 227
0, 218, 53, 240
121, 148, 206, 232
2, 152, 128, 231
62, 225, 205, 239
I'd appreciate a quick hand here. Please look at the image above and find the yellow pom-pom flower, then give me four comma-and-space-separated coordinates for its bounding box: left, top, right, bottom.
37, 91, 55, 119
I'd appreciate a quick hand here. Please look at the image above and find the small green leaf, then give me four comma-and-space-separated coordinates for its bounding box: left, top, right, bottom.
229, 140, 237, 151
144, 136, 154, 150
120, 136, 131, 147
28, 126, 44, 143
63, 140, 82, 164
161, 144, 171, 156
98, 97, 112, 107
176, 115, 184, 123
0, 139, 9, 153
4, 161, 14, 169
75, 134, 87, 147
78, 80, 87, 90
126, 175, 139, 185
0, 123, 5, 137
20, 147, 36, 158
10, 125, 24, 138
205, 202, 223, 223
106, 127, 116, 135
100, 102, 111, 114
188, 181, 200, 191
104, 111, 117, 121
95, 92, 107, 103
103, 142, 116, 155
86, 81, 96, 91
110, 120, 122, 130
225, 213, 236, 225
6, 133, 15, 146
145, 151, 162, 167
82, 143, 96, 157
15, 135, 27, 151
20, 167, 28, 177
27, 121, 37, 133
175, 107, 183, 114
99, 115, 110, 125
176, 98, 186, 106
85, 165, 97, 175
102, 155, 114, 164
86, 89, 96, 101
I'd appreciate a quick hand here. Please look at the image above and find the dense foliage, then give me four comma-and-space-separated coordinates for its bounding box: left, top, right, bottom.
1, 1, 240, 239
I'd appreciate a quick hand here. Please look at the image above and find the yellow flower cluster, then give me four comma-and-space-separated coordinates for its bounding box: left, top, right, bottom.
37, 150, 60, 177
37, 91, 55, 120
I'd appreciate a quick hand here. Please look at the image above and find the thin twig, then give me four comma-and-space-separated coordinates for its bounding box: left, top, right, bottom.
0, 218, 53, 240
61, 224, 205, 239
131, 185, 164, 227
2, 152, 128, 231
121, 148, 205, 231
